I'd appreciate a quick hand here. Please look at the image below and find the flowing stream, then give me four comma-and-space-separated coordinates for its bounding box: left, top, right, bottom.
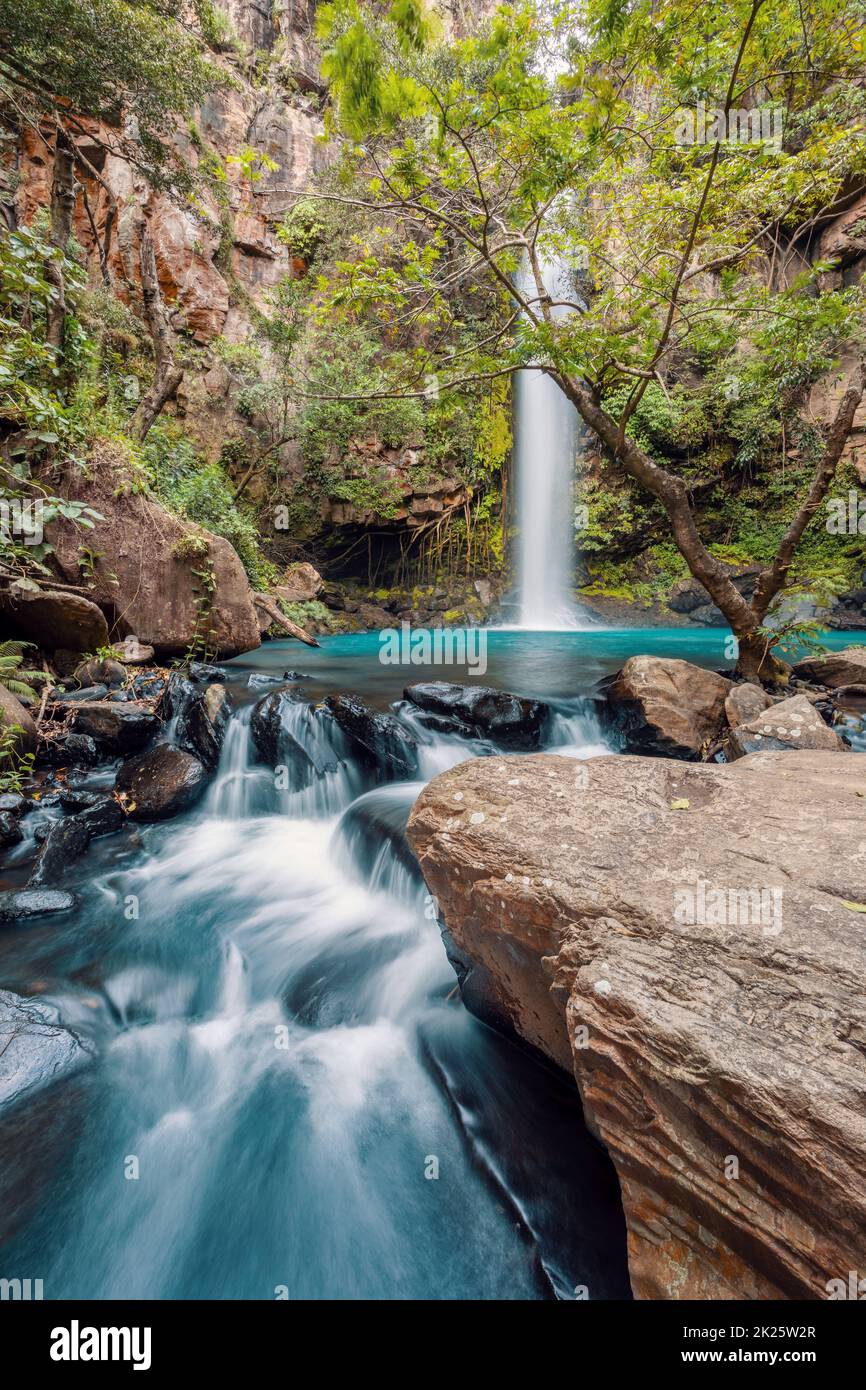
0, 637, 637, 1301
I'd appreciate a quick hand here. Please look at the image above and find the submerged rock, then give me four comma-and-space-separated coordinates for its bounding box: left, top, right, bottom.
250, 686, 337, 787
0, 889, 78, 921
407, 748, 866, 1300
605, 655, 732, 759
403, 681, 549, 749
115, 744, 209, 820
726, 693, 846, 759
324, 693, 418, 780
0, 989, 93, 1110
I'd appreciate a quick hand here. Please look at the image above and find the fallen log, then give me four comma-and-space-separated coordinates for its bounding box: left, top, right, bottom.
252, 594, 321, 648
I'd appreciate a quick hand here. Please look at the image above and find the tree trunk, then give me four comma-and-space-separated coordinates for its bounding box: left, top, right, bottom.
130, 228, 183, 442
556, 362, 865, 684
45, 123, 75, 374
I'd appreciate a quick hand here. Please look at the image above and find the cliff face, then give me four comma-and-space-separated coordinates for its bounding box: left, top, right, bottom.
8, 1, 324, 349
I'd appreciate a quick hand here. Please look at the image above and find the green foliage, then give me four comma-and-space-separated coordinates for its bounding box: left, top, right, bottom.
0, 722, 34, 793
0, 223, 89, 449
275, 598, 332, 631
0, 640, 46, 701
297, 325, 424, 466
276, 200, 329, 263
599, 382, 708, 462
142, 425, 276, 586
0, 0, 225, 190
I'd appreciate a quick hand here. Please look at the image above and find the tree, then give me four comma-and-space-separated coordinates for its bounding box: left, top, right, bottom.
304, 0, 866, 679
0, 0, 227, 430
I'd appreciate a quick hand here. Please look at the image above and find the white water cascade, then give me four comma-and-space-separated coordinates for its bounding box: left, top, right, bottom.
513, 257, 588, 629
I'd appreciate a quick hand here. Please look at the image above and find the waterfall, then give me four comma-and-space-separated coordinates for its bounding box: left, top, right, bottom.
513, 256, 589, 630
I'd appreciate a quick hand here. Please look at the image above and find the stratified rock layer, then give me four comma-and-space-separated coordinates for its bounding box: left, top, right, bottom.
407, 749, 866, 1300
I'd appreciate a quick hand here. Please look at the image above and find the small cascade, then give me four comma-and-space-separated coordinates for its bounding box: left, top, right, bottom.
2, 650, 629, 1300
206, 709, 270, 818
546, 698, 612, 759
332, 783, 426, 904
206, 703, 363, 821
394, 702, 483, 778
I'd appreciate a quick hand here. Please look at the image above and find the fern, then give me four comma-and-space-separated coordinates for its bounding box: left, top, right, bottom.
0, 722, 34, 794
0, 640, 46, 702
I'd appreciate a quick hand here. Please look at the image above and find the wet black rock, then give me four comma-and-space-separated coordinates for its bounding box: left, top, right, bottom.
0, 812, 23, 848
324, 694, 418, 780
59, 789, 124, 839
283, 670, 311, 682
183, 683, 232, 772
0, 989, 93, 1110
403, 682, 550, 750
0, 889, 78, 922
115, 744, 209, 820
0, 793, 31, 816
29, 817, 92, 886
130, 672, 167, 701
37, 732, 100, 768
163, 674, 232, 771
55, 684, 109, 703
189, 662, 230, 683
68, 701, 158, 756
161, 671, 198, 726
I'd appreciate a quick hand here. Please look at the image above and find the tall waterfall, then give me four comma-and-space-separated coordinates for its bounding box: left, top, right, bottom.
513, 257, 587, 629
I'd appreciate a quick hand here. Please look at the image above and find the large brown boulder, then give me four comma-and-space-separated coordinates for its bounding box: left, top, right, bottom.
0, 587, 108, 653
793, 645, 866, 688
274, 562, 323, 604
605, 656, 732, 758
725, 693, 846, 759
407, 749, 866, 1300
47, 448, 261, 659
